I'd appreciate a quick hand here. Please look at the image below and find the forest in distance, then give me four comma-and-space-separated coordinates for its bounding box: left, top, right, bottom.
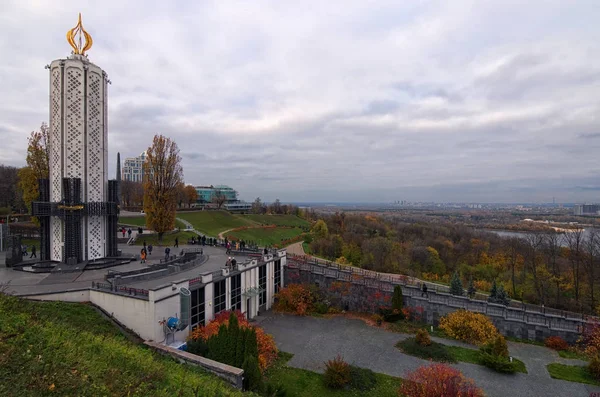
304, 209, 600, 315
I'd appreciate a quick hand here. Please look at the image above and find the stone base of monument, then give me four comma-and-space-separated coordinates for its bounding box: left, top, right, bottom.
11, 256, 136, 273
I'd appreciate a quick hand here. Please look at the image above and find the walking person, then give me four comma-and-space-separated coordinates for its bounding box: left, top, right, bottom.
226, 242, 231, 254
140, 247, 147, 264
127, 228, 132, 238
174, 237, 179, 248
226, 257, 232, 270
122, 227, 126, 238
231, 257, 237, 269
30, 245, 37, 259
143, 241, 147, 251
148, 244, 153, 255
165, 247, 171, 260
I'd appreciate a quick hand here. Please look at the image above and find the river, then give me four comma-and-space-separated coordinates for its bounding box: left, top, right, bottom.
482, 228, 596, 246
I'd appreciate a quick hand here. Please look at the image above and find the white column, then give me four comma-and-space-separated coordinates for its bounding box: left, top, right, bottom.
204, 283, 214, 324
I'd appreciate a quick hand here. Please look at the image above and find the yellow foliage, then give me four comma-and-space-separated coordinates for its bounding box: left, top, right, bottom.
439, 310, 499, 346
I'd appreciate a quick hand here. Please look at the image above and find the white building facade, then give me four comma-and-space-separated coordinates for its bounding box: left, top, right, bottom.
122, 151, 147, 182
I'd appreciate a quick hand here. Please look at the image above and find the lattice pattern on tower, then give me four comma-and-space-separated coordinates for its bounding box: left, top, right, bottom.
50, 69, 62, 201
88, 216, 103, 259
51, 218, 62, 261
87, 71, 103, 202
65, 67, 84, 182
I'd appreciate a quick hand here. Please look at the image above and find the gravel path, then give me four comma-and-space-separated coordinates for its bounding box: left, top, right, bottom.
258, 313, 600, 397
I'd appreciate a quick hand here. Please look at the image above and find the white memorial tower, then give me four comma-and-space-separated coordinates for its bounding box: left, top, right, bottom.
47, 14, 110, 262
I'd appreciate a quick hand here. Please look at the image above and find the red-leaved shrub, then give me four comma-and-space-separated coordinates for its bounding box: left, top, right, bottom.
399, 363, 484, 397
273, 284, 315, 315
544, 336, 569, 351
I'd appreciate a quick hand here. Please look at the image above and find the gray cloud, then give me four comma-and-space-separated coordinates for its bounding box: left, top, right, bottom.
1, 0, 599, 203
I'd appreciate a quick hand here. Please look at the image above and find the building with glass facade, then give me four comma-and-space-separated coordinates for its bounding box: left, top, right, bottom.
195, 185, 238, 204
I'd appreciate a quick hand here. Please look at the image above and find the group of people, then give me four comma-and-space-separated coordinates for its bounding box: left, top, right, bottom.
224, 238, 246, 254
21, 244, 36, 258
225, 256, 237, 270
121, 227, 144, 239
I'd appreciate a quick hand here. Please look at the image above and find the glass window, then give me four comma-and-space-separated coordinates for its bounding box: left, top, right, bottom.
274, 259, 281, 293
191, 287, 205, 330
214, 279, 226, 315
231, 274, 242, 311
259, 264, 267, 306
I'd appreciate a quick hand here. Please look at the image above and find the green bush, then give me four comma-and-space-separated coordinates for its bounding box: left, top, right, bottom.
392, 285, 403, 311
479, 352, 518, 374
379, 307, 404, 322
323, 355, 351, 389
186, 338, 208, 356
314, 302, 328, 314
415, 329, 432, 346
589, 356, 600, 380
262, 383, 288, 397
396, 338, 456, 363
242, 354, 263, 391
348, 365, 377, 391
481, 335, 509, 358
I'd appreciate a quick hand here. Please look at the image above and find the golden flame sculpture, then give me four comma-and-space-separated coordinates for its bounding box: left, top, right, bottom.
66, 13, 93, 55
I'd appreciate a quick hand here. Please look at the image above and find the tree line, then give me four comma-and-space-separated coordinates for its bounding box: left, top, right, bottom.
308, 212, 600, 314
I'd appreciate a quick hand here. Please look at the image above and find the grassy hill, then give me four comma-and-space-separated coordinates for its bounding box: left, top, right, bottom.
224, 227, 303, 247
0, 294, 246, 397
242, 214, 310, 228
177, 211, 257, 236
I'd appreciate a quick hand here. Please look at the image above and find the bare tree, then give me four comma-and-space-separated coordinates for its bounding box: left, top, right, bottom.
120, 180, 144, 207
564, 228, 585, 303
251, 197, 262, 214
505, 236, 523, 299
524, 233, 545, 304
585, 228, 599, 311
543, 230, 563, 307
211, 188, 226, 209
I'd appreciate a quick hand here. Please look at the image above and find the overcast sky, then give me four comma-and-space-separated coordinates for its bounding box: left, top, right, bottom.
1, 1, 599, 203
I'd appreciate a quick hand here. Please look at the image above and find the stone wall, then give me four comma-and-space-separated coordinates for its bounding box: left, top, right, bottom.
145, 341, 244, 389
284, 260, 588, 344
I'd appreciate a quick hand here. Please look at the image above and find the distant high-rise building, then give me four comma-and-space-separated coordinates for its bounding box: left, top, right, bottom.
121, 151, 147, 182
573, 204, 600, 216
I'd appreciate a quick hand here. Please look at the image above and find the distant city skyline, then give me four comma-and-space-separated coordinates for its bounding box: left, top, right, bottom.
1, 1, 599, 204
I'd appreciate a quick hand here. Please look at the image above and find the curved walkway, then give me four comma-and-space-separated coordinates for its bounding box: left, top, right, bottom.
257, 313, 600, 397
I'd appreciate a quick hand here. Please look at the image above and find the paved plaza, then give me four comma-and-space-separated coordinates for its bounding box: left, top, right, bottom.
0, 243, 249, 296
257, 313, 600, 397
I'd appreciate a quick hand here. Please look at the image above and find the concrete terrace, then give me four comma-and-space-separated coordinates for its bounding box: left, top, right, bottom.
0, 244, 252, 296
258, 313, 600, 397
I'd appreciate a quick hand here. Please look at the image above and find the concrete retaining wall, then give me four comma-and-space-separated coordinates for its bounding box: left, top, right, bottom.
284, 263, 586, 344
145, 341, 244, 389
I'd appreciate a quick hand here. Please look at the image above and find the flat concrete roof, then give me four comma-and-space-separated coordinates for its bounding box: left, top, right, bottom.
0, 244, 253, 296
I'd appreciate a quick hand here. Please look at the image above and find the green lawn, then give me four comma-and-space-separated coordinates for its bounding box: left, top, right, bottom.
263, 352, 402, 397
0, 294, 246, 397
134, 231, 199, 247
396, 337, 527, 374
547, 363, 600, 386
225, 227, 303, 247
119, 217, 187, 230
177, 211, 258, 236
119, 216, 147, 227
558, 349, 589, 361
243, 214, 310, 228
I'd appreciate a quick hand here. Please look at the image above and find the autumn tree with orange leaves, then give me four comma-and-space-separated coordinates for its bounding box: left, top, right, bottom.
143, 135, 183, 243
18, 123, 49, 223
